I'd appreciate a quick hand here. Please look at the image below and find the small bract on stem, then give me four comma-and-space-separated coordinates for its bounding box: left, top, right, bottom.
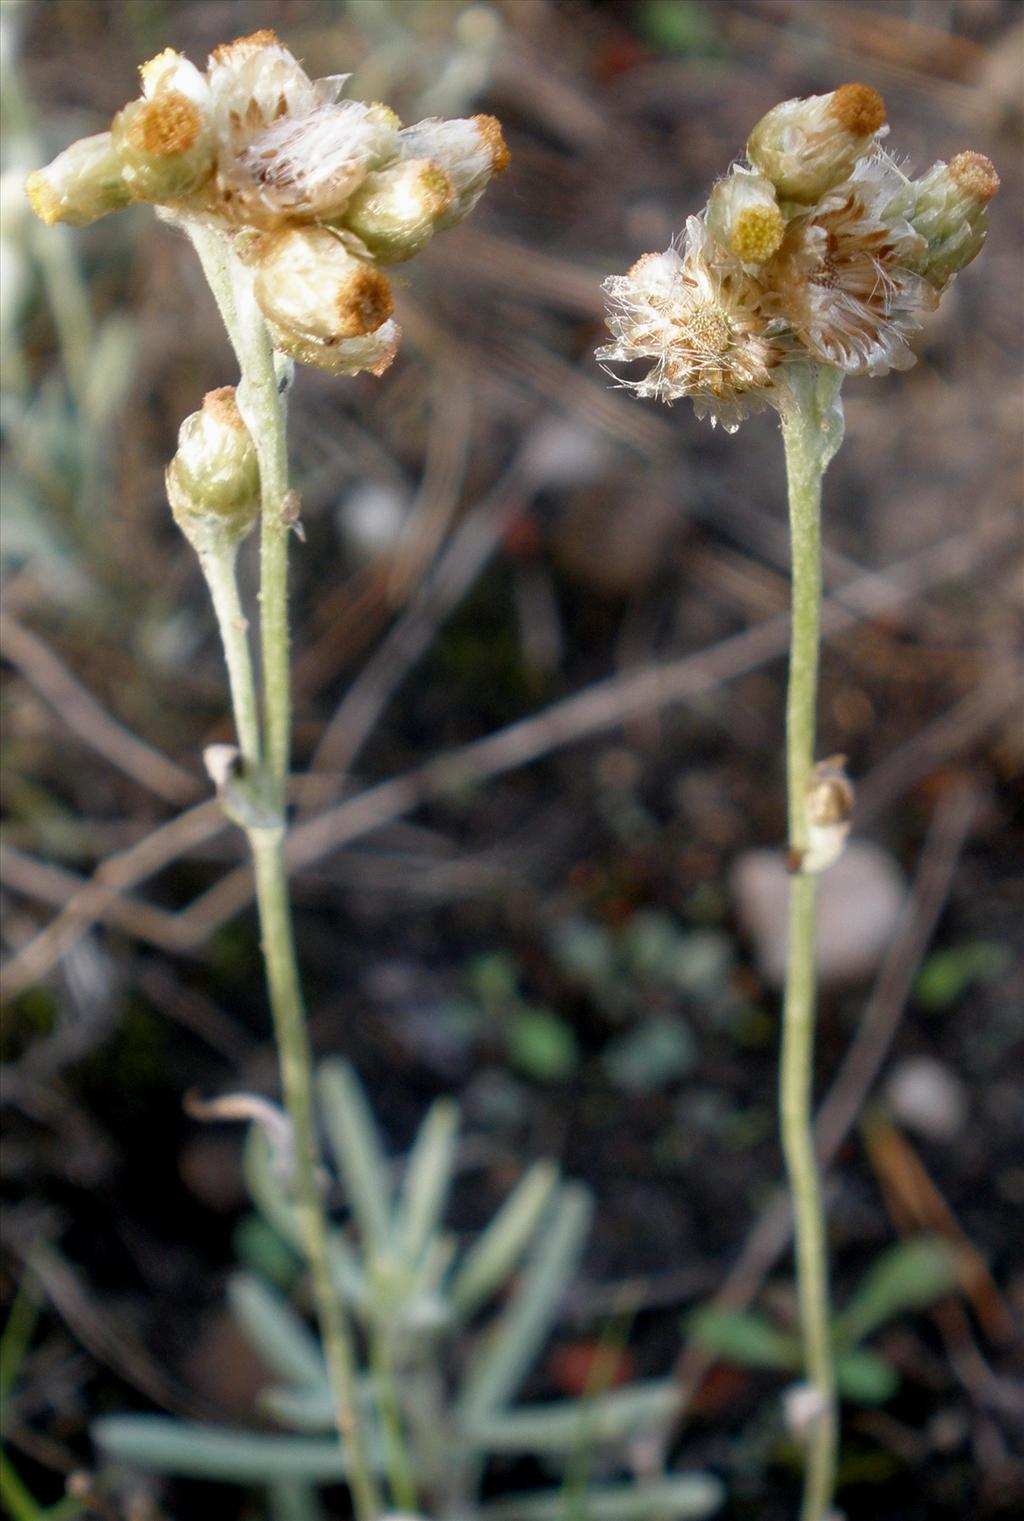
598, 80, 997, 1521
26, 28, 508, 1521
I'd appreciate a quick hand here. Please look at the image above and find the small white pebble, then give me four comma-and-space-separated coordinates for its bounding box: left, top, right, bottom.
732, 841, 907, 987
885, 1055, 968, 1143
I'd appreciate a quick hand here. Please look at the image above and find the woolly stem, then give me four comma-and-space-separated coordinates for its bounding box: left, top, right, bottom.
190, 225, 381, 1521
779, 369, 842, 1521
196, 536, 262, 773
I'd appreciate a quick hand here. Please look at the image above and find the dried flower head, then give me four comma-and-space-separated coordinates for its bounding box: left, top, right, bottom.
111, 86, 216, 203
25, 31, 509, 378
764, 152, 935, 377
599, 83, 998, 428
266, 316, 403, 379
598, 217, 787, 431
338, 158, 455, 263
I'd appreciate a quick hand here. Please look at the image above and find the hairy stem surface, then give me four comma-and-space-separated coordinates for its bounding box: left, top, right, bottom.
779, 373, 841, 1521
192, 228, 380, 1519
198, 539, 262, 773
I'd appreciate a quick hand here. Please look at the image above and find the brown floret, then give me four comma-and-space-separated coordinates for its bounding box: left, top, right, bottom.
130, 92, 202, 156
473, 114, 511, 175
336, 267, 395, 338
949, 151, 1000, 203
829, 83, 886, 137
210, 30, 279, 65
202, 388, 245, 429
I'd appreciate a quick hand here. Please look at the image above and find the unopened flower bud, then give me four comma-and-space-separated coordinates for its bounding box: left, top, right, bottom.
800, 755, 854, 874
166, 387, 260, 542
111, 87, 215, 203
207, 29, 319, 133
25, 133, 131, 227
707, 169, 784, 265
336, 158, 455, 263
140, 47, 210, 107
748, 82, 886, 204
251, 226, 394, 344
888, 151, 1000, 291
267, 317, 402, 378
396, 113, 509, 229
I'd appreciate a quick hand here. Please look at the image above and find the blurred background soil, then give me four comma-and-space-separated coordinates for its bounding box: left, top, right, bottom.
1, 1, 1022, 1518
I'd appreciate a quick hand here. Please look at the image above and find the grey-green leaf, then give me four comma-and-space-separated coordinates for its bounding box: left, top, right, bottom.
93, 1417, 354, 1482
835, 1347, 900, 1404
457, 1181, 593, 1417
479, 1473, 725, 1520
227, 1272, 328, 1391
318, 1059, 392, 1255
392, 1098, 459, 1267
449, 1159, 558, 1320
466, 1378, 681, 1453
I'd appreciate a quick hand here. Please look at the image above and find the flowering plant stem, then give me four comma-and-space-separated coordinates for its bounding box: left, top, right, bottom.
188, 228, 383, 1520
778, 367, 843, 1521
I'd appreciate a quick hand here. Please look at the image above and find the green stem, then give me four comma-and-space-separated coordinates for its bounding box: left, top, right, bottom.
197, 537, 262, 773
779, 375, 840, 1521
250, 832, 380, 1521
228, 274, 294, 805
189, 225, 381, 1521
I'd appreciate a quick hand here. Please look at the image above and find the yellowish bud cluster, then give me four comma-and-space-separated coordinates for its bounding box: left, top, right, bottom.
25, 31, 509, 380
600, 83, 998, 429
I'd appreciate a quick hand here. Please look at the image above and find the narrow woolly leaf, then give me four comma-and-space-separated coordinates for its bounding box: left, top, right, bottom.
449, 1159, 558, 1319
267, 1481, 326, 1521
479, 1473, 725, 1520
318, 1059, 392, 1254
393, 1098, 459, 1267
326, 1233, 367, 1307
457, 1181, 593, 1417
92, 1417, 359, 1482
227, 1272, 328, 1390
259, 1374, 378, 1433
243, 1125, 303, 1251
465, 1378, 681, 1452
259, 1384, 336, 1432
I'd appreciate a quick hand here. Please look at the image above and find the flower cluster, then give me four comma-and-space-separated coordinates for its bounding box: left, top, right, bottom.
598, 83, 998, 430
26, 31, 509, 377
